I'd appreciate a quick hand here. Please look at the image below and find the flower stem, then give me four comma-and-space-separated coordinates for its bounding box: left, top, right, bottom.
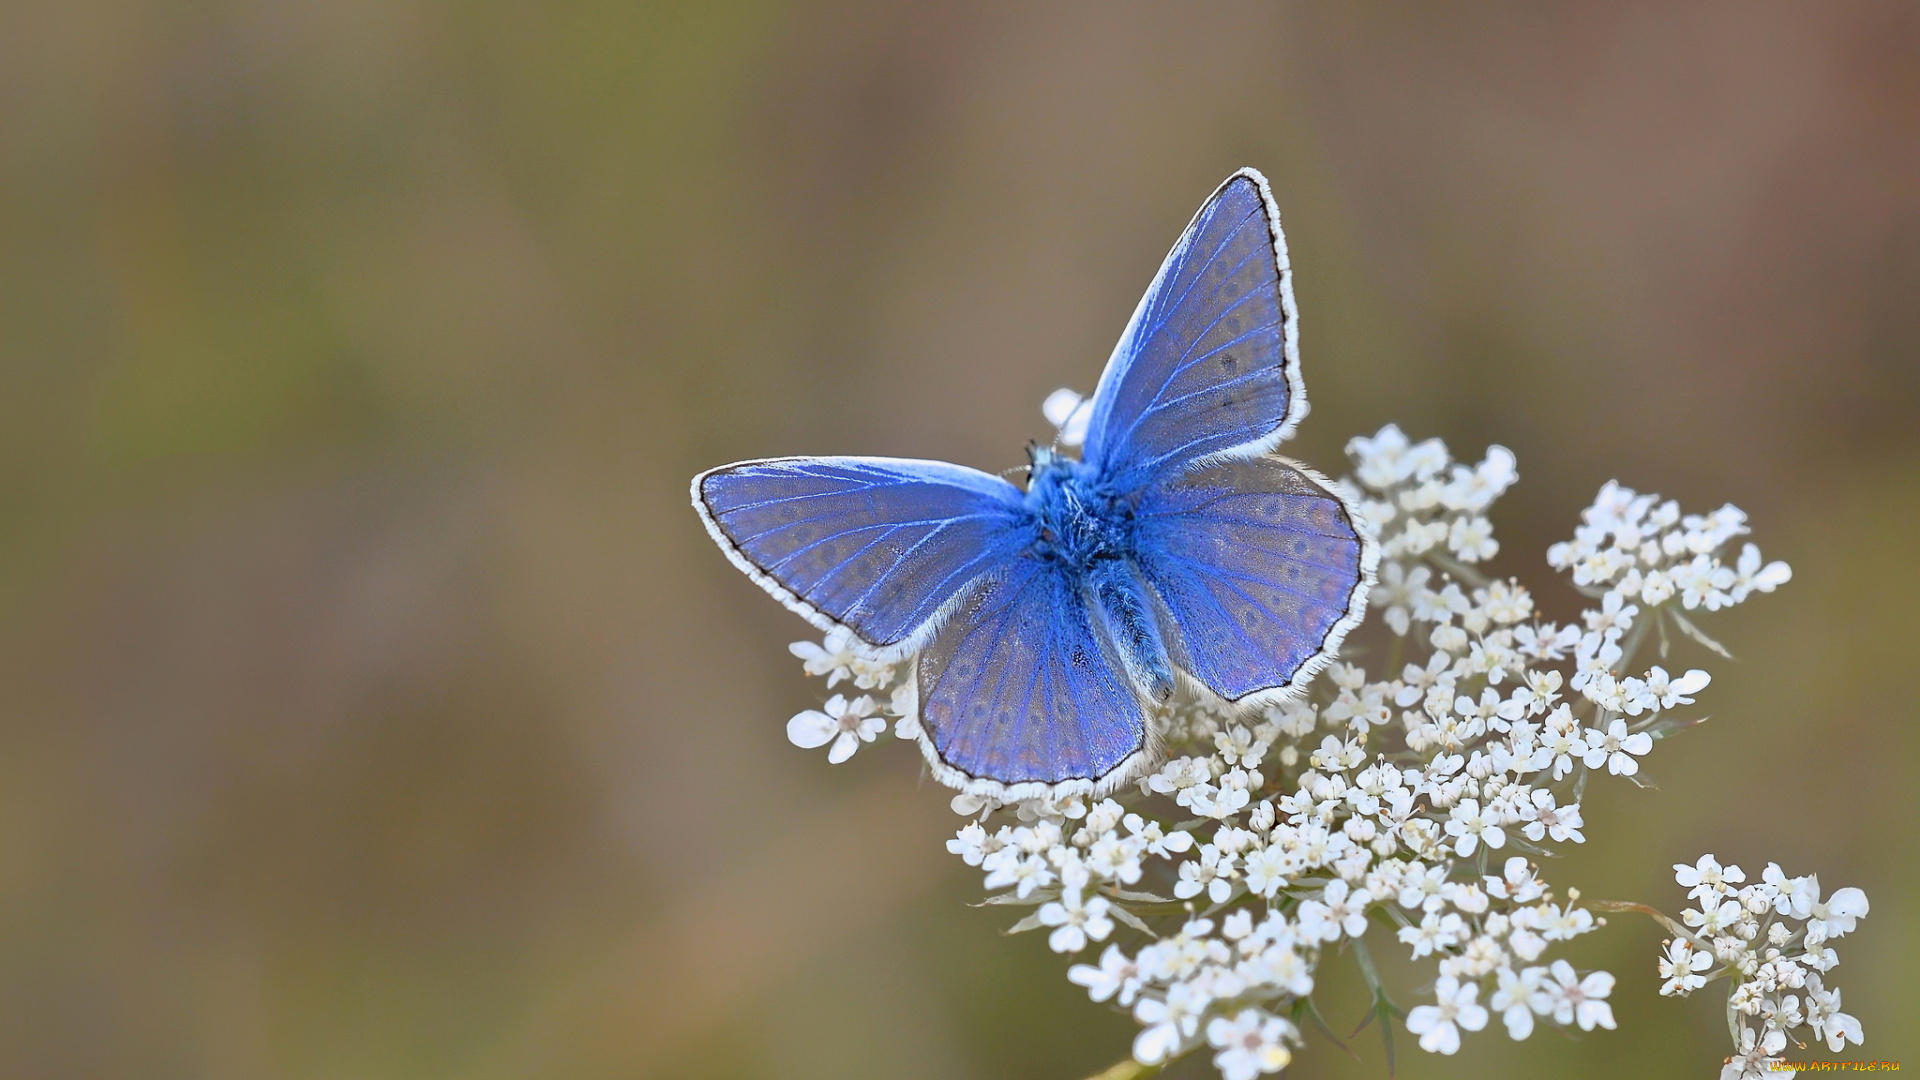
1349, 937, 1402, 1076
1081, 1058, 1162, 1080
1616, 613, 1654, 671
1587, 898, 1698, 945
1427, 552, 1491, 588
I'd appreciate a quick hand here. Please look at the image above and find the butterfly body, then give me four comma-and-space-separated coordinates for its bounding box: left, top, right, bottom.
693, 169, 1377, 800
1023, 448, 1177, 704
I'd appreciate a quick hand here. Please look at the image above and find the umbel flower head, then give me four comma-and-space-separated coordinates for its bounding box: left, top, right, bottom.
1657, 854, 1869, 1075
765, 397, 1858, 1079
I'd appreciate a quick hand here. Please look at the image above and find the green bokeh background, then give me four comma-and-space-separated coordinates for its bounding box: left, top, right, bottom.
0, 3, 1914, 1078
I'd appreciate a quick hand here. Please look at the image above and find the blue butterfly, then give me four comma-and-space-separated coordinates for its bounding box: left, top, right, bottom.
693, 169, 1377, 800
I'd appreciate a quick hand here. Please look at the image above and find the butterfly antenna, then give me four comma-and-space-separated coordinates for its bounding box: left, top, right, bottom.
1000, 445, 1034, 483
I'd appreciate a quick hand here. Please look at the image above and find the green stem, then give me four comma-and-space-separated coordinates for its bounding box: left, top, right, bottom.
1426, 552, 1492, 588
1351, 935, 1385, 994
1616, 612, 1654, 671
1082, 1059, 1161, 1080
1586, 898, 1697, 944
1349, 936, 1401, 1076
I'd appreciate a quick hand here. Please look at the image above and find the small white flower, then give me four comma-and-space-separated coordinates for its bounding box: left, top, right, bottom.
789, 629, 863, 686
1397, 861, 1448, 913
1535, 960, 1616, 1031
1398, 910, 1467, 958
1721, 1024, 1790, 1080
1123, 813, 1194, 858
1244, 939, 1315, 996
1509, 926, 1547, 962
1674, 552, 1737, 610
1038, 887, 1114, 954
1132, 982, 1208, 1064
1480, 858, 1540, 904
1730, 543, 1791, 601
1086, 833, 1143, 884
1206, 1008, 1298, 1080
1321, 879, 1374, 938
1571, 637, 1622, 698
1396, 650, 1455, 707
1174, 844, 1238, 903
1405, 975, 1488, 1055
1639, 568, 1676, 605
1490, 964, 1546, 1039
888, 678, 917, 718
1041, 387, 1093, 446
1521, 789, 1585, 844
1674, 855, 1746, 902
983, 852, 1055, 899
1375, 561, 1431, 636
1658, 937, 1713, 995
1581, 717, 1653, 775
1214, 724, 1270, 769
1642, 666, 1709, 710
1298, 879, 1372, 942
1448, 515, 1499, 561
1683, 899, 1744, 936
1805, 884, 1870, 944
947, 821, 997, 867
1068, 944, 1141, 1005
1534, 902, 1595, 942
1584, 590, 1639, 638
949, 791, 994, 817
1514, 621, 1580, 661
1431, 622, 1470, 654
1442, 445, 1517, 512
1445, 798, 1506, 857
786, 694, 885, 763
1529, 706, 1586, 780
1241, 846, 1292, 899
1349, 424, 1427, 489
1805, 981, 1864, 1053
1077, 797, 1119, 833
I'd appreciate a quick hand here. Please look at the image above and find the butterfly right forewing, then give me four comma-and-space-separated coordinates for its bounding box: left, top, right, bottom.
1078, 169, 1374, 707
1082, 170, 1304, 495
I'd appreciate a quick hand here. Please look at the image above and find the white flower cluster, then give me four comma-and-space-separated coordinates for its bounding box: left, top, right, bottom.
770, 407, 1841, 1078
1545, 479, 1789, 718
784, 630, 915, 762
1345, 424, 1516, 568
1654, 856, 1869, 1080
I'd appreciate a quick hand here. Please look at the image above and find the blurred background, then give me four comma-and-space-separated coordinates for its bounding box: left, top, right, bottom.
1, 2, 1915, 1078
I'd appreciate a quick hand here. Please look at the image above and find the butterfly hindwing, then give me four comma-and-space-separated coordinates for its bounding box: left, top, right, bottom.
1082, 170, 1302, 493
693, 457, 1033, 655
1130, 456, 1374, 704
915, 556, 1149, 793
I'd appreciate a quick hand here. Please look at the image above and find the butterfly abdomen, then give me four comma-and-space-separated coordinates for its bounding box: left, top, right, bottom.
1085, 558, 1176, 704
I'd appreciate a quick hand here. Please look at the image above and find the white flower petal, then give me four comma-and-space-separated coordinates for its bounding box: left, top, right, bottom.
827, 731, 860, 764
786, 710, 837, 749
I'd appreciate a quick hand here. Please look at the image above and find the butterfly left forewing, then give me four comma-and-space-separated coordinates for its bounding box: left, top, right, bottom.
693, 456, 1033, 659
